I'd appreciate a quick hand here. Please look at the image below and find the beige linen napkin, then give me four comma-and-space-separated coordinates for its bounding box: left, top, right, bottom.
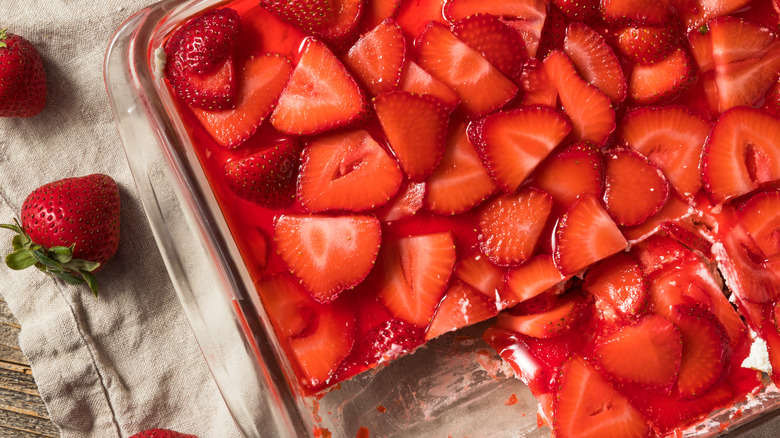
0, 1, 240, 437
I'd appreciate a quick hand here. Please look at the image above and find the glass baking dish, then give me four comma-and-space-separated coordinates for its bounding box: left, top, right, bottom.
104, 0, 780, 436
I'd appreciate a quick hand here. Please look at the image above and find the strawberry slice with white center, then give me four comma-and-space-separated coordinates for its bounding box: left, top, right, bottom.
375, 180, 426, 223
618, 106, 711, 199
505, 254, 565, 303
716, 222, 780, 304
271, 38, 367, 135
224, 139, 301, 208
377, 232, 457, 327
477, 188, 554, 266
257, 273, 317, 339
374, 91, 451, 180
497, 291, 587, 338
425, 280, 498, 340
424, 120, 498, 215
616, 25, 680, 65
451, 13, 527, 78
398, 60, 461, 109
274, 214, 381, 302
416, 22, 518, 117
530, 141, 604, 208
544, 50, 616, 146
455, 249, 507, 302
671, 304, 728, 399
297, 130, 403, 212
554, 195, 628, 275
344, 19, 405, 96
563, 22, 627, 104
677, 0, 751, 29
600, 0, 671, 26
519, 58, 557, 107
553, 355, 650, 438
468, 106, 571, 193
583, 252, 647, 322
701, 107, 780, 204
628, 48, 696, 104
603, 147, 670, 227
738, 190, 780, 257
709, 17, 780, 113
595, 315, 682, 389
193, 53, 291, 148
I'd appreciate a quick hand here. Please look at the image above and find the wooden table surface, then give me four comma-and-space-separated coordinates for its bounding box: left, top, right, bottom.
0, 295, 58, 437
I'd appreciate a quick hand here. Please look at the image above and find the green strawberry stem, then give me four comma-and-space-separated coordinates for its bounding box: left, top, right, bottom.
1, 219, 101, 296
0, 29, 7, 49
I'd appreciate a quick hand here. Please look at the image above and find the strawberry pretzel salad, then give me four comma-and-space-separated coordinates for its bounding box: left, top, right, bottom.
160, 0, 780, 436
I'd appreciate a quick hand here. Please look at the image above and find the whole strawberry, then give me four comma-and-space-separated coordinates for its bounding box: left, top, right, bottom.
128, 429, 197, 438
0, 28, 46, 117
1, 174, 121, 296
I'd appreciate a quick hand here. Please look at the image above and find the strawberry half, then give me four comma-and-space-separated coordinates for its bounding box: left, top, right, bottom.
273, 214, 381, 302
426, 280, 498, 340
424, 120, 498, 215
344, 19, 405, 96
583, 252, 647, 322
468, 106, 572, 193
312, 0, 364, 52
260, 0, 335, 33
257, 273, 317, 339
553, 355, 650, 438
554, 195, 628, 275
376, 232, 457, 327
603, 147, 670, 227
671, 304, 728, 399
518, 58, 558, 107
455, 249, 507, 302
271, 38, 367, 135
224, 139, 301, 208
544, 50, 616, 145
0, 29, 47, 117
398, 60, 461, 109
416, 22, 518, 117
297, 130, 402, 212
738, 190, 780, 258
563, 22, 627, 104
618, 106, 710, 199
701, 107, 780, 204
451, 13, 527, 78
616, 25, 679, 65
505, 255, 565, 304
594, 315, 682, 389
628, 48, 696, 104
497, 291, 587, 338
477, 188, 554, 266
530, 141, 604, 208
374, 91, 451, 180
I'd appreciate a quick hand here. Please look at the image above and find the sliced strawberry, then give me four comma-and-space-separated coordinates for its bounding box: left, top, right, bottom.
312, 0, 364, 52
344, 19, 405, 96
583, 252, 647, 322
426, 280, 498, 340
618, 106, 710, 199
297, 130, 403, 212
376, 232, 457, 327
537, 5, 568, 59
477, 188, 554, 266
764, 77, 780, 117
716, 223, 780, 304
442, 0, 547, 57
424, 121, 498, 215
398, 60, 461, 109
563, 22, 627, 104
632, 234, 695, 276
288, 301, 356, 391
344, 318, 424, 368
686, 26, 722, 115
628, 48, 696, 104
671, 304, 728, 399
416, 22, 518, 117
677, 0, 751, 29
544, 50, 616, 146
271, 38, 367, 135
554, 355, 651, 438
603, 147, 670, 227
701, 107, 780, 204
274, 214, 381, 302
192, 54, 291, 148
530, 141, 604, 208
455, 249, 507, 301
497, 292, 586, 338
554, 195, 628, 275
616, 25, 679, 65
374, 91, 451, 180
505, 255, 565, 303
600, 0, 671, 26
451, 13, 527, 78
257, 273, 317, 339
375, 180, 426, 222
709, 17, 780, 112
518, 58, 557, 107
260, 0, 335, 33
621, 193, 695, 242
468, 106, 571, 193
595, 315, 682, 388
738, 190, 780, 257
552, 0, 599, 21
224, 139, 301, 208
362, 0, 402, 31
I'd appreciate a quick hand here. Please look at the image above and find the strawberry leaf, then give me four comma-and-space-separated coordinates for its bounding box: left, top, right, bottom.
81, 271, 98, 297
48, 245, 74, 264
5, 249, 36, 270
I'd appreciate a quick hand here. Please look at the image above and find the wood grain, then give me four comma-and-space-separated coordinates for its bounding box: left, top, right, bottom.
0, 296, 59, 437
